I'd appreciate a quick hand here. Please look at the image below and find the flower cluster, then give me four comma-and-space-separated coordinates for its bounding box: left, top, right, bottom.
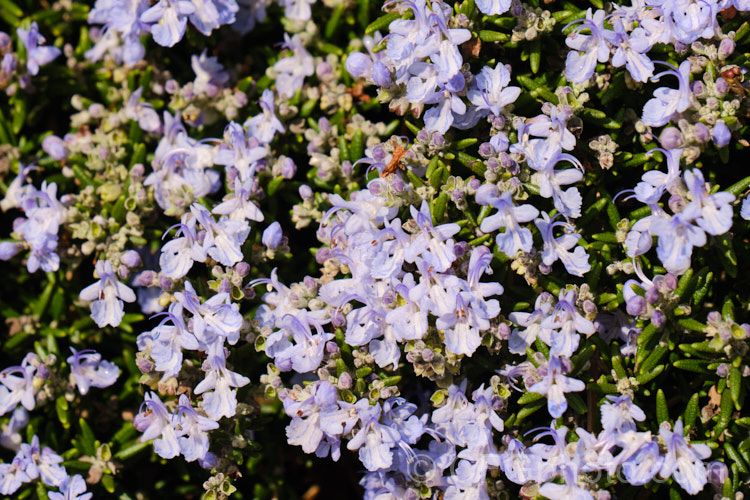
4, 0, 750, 497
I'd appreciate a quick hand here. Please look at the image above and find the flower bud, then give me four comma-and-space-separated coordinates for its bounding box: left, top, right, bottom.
645, 286, 661, 305
262, 222, 283, 250
372, 61, 391, 87
299, 184, 313, 201
338, 372, 352, 389
345, 52, 371, 79
120, 250, 141, 268
42, 136, 68, 161
659, 127, 682, 149
719, 38, 736, 59
712, 121, 731, 147
235, 262, 250, 277
707, 460, 729, 487
693, 122, 710, 143
159, 275, 173, 291
280, 157, 297, 179
715, 77, 729, 95
0, 32, 10, 54
626, 295, 646, 317
651, 309, 665, 328
663, 273, 678, 291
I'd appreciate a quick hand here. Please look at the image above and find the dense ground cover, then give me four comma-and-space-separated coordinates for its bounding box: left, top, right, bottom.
1, 0, 750, 498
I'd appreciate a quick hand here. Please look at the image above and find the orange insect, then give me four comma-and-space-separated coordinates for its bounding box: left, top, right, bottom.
347, 80, 371, 103
380, 145, 408, 178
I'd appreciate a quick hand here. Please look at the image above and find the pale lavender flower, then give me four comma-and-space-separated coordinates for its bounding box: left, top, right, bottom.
86, 0, 150, 65
176, 280, 242, 346
66, 348, 120, 395
642, 61, 694, 127
187, 0, 239, 37
262, 221, 283, 249
477, 184, 538, 257
125, 87, 162, 133
42, 136, 69, 161
0, 354, 39, 415
476, 0, 511, 15
273, 34, 314, 99
508, 292, 555, 355
347, 403, 401, 471
659, 419, 712, 495
535, 212, 590, 277
683, 168, 735, 236
174, 394, 219, 462
0, 455, 30, 495
245, 89, 284, 143
49, 474, 92, 500
741, 198, 750, 220
603, 16, 654, 82
18, 435, 68, 487
467, 63, 521, 117
405, 201, 460, 272
650, 205, 706, 275
194, 353, 250, 420
528, 355, 585, 418
519, 136, 584, 218
621, 440, 663, 486
79, 260, 137, 328
159, 212, 206, 279
712, 120, 731, 147
541, 289, 594, 358
273, 312, 333, 373
0, 408, 28, 451
134, 391, 180, 459
16, 22, 61, 75
564, 9, 610, 84
191, 49, 230, 96
140, 0, 196, 47
538, 464, 593, 500
281, 0, 316, 21
139, 302, 198, 378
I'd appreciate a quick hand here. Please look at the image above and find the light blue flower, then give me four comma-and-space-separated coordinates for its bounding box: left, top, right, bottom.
535, 212, 591, 277
0, 354, 38, 416
564, 9, 610, 84
66, 348, 120, 395
194, 353, 250, 420
16, 22, 61, 76
642, 61, 694, 127
49, 474, 92, 500
262, 222, 283, 249
140, 0, 196, 47
528, 355, 585, 418
621, 440, 663, 486
174, 394, 219, 462
476, 0, 511, 15
0, 456, 31, 495
273, 34, 314, 99
79, 260, 137, 328
245, 89, 284, 144
477, 184, 538, 257
467, 63, 521, 117
134, 391, 180, 459
650, 206, 706, 275
659, 419, 712, 494
684, 168, 735, 236
604, 16, 654, 82
18, 435, 68, 488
